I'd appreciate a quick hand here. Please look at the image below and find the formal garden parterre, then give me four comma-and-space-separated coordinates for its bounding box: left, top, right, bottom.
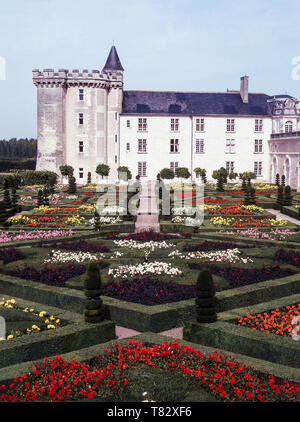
0, 169, 299, 402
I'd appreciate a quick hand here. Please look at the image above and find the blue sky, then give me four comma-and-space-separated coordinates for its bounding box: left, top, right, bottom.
0, 0, 300, 138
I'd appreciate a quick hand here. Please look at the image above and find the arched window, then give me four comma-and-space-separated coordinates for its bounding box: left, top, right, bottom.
285, 121, 293, 133
285, 158, 290, 185
273, 157, 277, 183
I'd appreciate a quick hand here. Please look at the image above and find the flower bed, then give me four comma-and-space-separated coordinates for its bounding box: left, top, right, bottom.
49, 239, 110, 253
0, 339, 299, 402
0, 248, 25, 264
207, 205, 264, 215
113, 239, 175, 250
210, 217, 288, 228
0, 298, 61, 341
13, 263, 89, 287
169, 248, 253, 264
188, 263, 295, 289
43, 250, 105, 264
183, 240, 250, 252
237, 303, 300, 338
108, 261, 182, 279
274, 249, 300, 268
10, 215, 86, 228
103, 277, 195, 305
221, 228, 298, 241
0, 230, 75, 244
106, 231, 185, 241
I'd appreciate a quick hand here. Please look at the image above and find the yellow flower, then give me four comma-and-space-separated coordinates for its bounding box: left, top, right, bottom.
0, 338, 4, 342
39, 311, 47, 317
49, 316, 55, 321
45, 319, 49, 323
56, 319, 60, 324
7, 335, 14, 340
47, 324, 56, 330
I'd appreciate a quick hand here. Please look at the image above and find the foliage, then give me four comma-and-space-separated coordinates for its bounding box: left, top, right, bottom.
196, 270, 217, 323
117, 166, 132, 181
83, 263, 106, 323
96, 164, 110, 178
175, 167, 191, 179
160, 168, 175, 180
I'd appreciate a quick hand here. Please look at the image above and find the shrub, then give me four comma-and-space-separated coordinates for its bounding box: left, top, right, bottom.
281, 174, 286, 187
117, 166, 132, 181
59, 165, 74, 177
0, 202, 7, 226
175, 167, 191, 179
42, 187, 49, 206
83, 263, 106, 323
283, 186, 293, 206
276, 185, 284, 209
68, 176, 77, 194
37, 190, 43, 207
22, 170, 58, 186
195, 270, 217, 323
275, 173, 280, 186
4, 189, 11, 209
94, 210, 101, 231
160, 168, 175, 180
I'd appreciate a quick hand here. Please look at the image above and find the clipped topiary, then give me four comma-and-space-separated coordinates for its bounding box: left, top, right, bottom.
83, 262, 106, 323
276, 185, 284, 210
250, 187, 257, 205
68, 175, 77, 194
87, 171, 92, 184
37, 189, 43, 207
275, 173, 280, 186
43, 187, 49, 205
4, 189, 11, 209
11, 188, 19, 213
283, 185, 293, 206
243, 189, 251, 205
94, 210, 101, 231
195, 269, 217, 323
0, 202, 7, 226
281, 174, 285, 187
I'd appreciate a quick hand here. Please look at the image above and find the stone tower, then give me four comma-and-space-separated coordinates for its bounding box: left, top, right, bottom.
32, 46, 124, 183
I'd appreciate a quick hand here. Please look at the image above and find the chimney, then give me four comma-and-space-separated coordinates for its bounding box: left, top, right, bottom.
240, 75, 249, 103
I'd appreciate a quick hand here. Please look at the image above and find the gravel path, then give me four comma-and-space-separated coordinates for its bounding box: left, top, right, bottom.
266, 208, 300, 226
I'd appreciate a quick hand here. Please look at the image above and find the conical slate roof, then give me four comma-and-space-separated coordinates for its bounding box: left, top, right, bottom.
102, 46, 124, 71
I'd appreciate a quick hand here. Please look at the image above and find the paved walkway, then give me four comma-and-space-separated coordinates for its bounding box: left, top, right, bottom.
266, 208, 300, 226
135, 181, 160, 233
116, 326, 183, 340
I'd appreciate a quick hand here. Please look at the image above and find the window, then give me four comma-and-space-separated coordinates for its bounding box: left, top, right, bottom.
285, 121, 293, 133
79, 113, 84, 125
226, 139, 235, 153
170, 139, 179, 153
171, 118, 179, 131
195, 139, 204, 153
255, 119, 263, 132
115, 134, 118, 143
170, 162, 179, 173
126, 142, 130, 152
254, 139, 263, 153
138, 161, 147, 177
138, 139, 147, 153
127, 120, 130, 128
226, 119, 235, 132
138, 118, 147, 131
79, 89, 84, 101
196, 118, 205, 132
79, 141, 83, 153
254, 161, 262, 177
115, 112, 118, 120
79, 168, 84, 179
226, 161, 234, 173
115, 155, 117, 164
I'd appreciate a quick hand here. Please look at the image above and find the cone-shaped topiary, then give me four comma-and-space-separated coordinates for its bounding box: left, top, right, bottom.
4, 189, 11, 209
281, 175, 285, 187
68, 176, 77, 194
241, 178, 247, 191
94, 210, 101, 231
87, 171, 91, 184
11, 188, 19, 213
275, 173, 280, 186
83, 262, 105, 323
283, 185, 293, 206
37, 190, 43, 207
43, 188, 49, 206
195, 269, 217, 323
243, 189, 251, 205
277, 185, 284, 210
216, 175, 224, 192
250, 187, 256, 205
0, 202, 7, 226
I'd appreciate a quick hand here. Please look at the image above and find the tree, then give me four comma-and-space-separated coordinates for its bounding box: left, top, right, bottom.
59, 165, 74, 177
117, 166, 132, 181
96, 164, 110, 180
239, 171, 256, 182
83, 263, 106, 323
175, 167, 191, 179
229, 172, 238, 181
160, 168, 175, 180
212, 167, 227, 184
195, 270, 217, 323
46, 173, 57, 195
216, 174, 224, 192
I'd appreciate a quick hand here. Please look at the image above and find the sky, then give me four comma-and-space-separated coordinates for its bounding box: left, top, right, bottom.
0, 0, 300, 139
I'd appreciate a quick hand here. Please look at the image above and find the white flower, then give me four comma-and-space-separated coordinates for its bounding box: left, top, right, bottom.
108, 261, 182, 278
44, 250, 104, 264
113, 239, 175, 250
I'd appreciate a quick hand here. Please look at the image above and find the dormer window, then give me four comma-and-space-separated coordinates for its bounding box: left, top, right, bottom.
79, 113, 84, 125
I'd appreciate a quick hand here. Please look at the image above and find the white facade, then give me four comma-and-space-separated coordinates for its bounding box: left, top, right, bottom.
33, 47, 300, 188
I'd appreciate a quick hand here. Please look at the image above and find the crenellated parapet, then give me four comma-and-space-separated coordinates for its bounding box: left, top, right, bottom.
32, 68, 123, 89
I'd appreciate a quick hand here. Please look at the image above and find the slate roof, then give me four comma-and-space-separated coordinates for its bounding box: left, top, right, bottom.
122, 91, 272, 116
102, 46, 124, 72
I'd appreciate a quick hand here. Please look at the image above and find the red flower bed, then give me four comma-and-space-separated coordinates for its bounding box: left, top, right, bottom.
40, 207, 77, 215
230, 217, 274, 228
0, 340, 299, 402
237, 304, 300, 337
84, 192, 95, 196
208, 206, 253, 215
